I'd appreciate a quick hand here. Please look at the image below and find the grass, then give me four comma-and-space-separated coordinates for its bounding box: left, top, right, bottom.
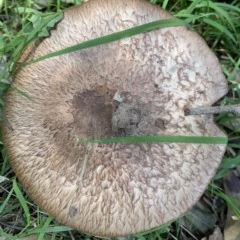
77, 135, 228, 144
0, 0, 240, 239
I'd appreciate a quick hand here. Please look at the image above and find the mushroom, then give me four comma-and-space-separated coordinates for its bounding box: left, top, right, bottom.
2, 0, 227, 237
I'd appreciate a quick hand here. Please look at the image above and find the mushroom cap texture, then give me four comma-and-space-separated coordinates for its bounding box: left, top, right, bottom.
3, 0, 228, 237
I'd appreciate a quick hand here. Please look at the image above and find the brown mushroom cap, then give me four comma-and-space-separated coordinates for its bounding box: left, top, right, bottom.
2, 0, 227, 237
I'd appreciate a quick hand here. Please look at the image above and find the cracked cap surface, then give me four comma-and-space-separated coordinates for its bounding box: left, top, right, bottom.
2, 0, 227, 237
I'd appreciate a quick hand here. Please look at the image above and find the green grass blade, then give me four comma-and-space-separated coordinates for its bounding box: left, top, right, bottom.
0, 184, 13, 214
197, 1, 236, 32
217, 2, 240, 13
27, 226, 73, 235
162, 0, 169, 9
202, 17, 236, 43
176, 12, 215, 23
0, 230, 17, 240
77, 135, 228, 145
11, 84, 34, 102
21, 12, 63, 44
214, 156, 240, 180
177, 0, 202, 15
13, 178, 31, 225
209, 184, 240, 219
134, 223, 170, 238
26, 18, 189, 65
0, 11, 63, 89
37, 216, 53, 240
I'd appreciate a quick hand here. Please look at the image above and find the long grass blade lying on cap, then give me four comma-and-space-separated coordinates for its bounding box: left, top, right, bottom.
25, 18, 189, 65
77, 135, 228, 145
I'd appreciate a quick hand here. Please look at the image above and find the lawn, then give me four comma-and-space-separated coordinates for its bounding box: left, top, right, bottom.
0, 0, 240, 239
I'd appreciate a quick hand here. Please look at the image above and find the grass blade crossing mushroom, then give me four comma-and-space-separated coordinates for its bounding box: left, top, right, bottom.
2, 0, 228, 237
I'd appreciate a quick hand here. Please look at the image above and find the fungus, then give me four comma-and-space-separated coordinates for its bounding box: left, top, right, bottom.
2, 0, 228, 237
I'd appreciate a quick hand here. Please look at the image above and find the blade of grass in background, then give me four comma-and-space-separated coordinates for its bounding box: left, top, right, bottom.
36, 216, 52, 240
214, 155, 240, 180
202, 18, 236, 43
77, 135, 228, 145
0, 185, 13, 214
26, 18, 190, 65
176, 0, 202, 15
175, 0, 238, 45
209, 183, 240, 219
134, 223, 171, 238
1, 0, 240, 239
0, 10, 63, 127
12, 178, 31, 225
207, 1, 236, 31
27, 225, 73, 235
0, 11, 63, 83
0, 230, 17, 240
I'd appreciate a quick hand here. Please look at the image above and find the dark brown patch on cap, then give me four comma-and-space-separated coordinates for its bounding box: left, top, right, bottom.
72, 87, 114, 139
68, 206, 78, 217
154, 118, 166, 130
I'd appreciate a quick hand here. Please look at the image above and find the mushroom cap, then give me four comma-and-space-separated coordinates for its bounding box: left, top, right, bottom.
3, 0, 227, 237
